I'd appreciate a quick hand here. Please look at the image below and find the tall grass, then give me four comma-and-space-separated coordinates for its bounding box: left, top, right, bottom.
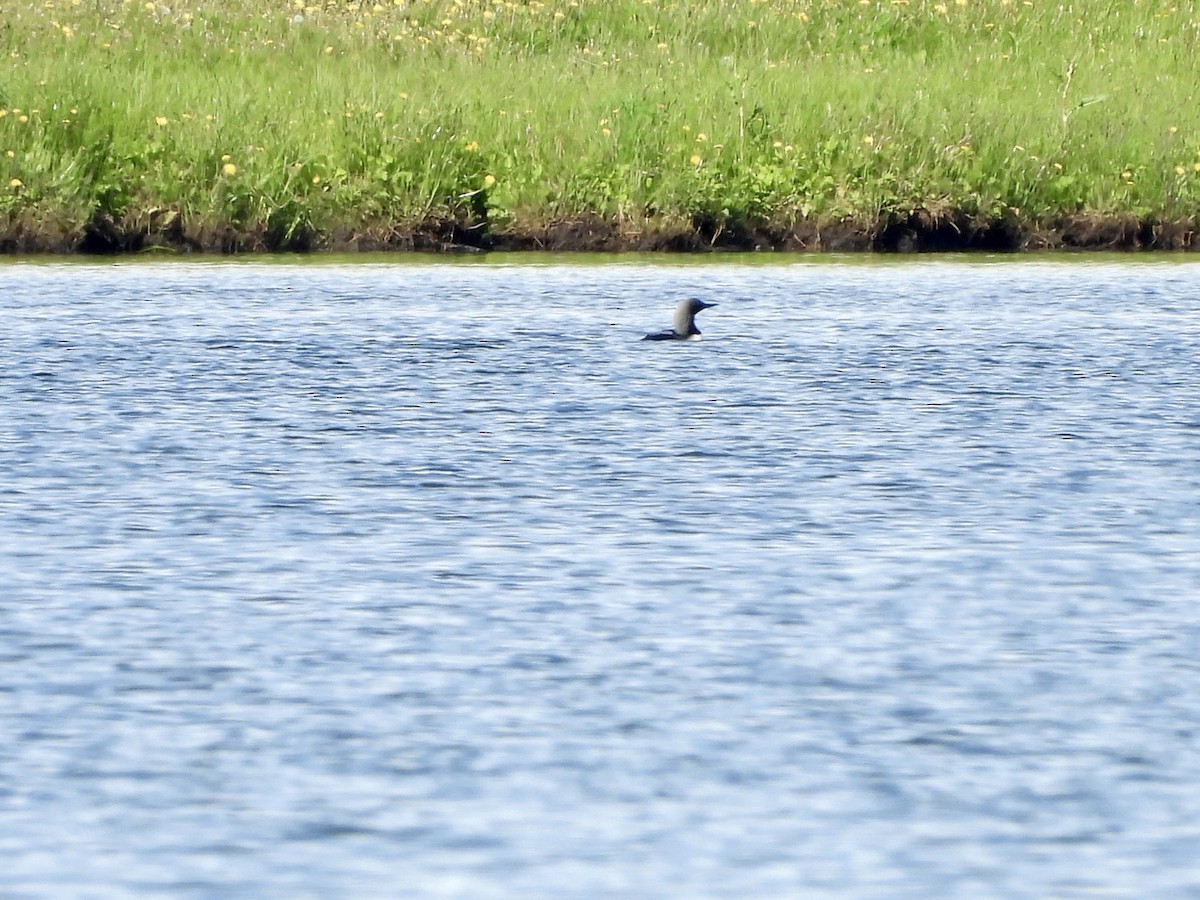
2, 0, 1199, 248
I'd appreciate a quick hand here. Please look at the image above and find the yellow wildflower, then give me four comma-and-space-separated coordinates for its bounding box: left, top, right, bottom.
690, 154, 702, 166
155, 116, 168, 127
9, 178, 23, 188
223, 163, 237, 176
483, 174, 496, 188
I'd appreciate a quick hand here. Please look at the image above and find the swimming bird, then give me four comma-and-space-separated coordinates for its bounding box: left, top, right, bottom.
642, 298, 717, 341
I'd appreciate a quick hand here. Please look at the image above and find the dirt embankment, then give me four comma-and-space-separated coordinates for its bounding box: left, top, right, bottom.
2, 208, 1198, 255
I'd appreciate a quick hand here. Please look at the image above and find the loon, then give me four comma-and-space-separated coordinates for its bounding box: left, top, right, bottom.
642, 298, 717, 341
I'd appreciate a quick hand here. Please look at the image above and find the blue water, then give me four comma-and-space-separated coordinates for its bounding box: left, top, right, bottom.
2, 257, 1200, 897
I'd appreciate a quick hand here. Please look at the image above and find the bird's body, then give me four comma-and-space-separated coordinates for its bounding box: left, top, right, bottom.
642, 298, 716, 341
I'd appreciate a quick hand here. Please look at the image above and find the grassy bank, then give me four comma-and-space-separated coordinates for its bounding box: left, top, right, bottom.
2, 0, 1199, 252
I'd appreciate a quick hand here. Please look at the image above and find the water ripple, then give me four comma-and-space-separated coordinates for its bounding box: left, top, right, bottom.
2, 257, 1200, 896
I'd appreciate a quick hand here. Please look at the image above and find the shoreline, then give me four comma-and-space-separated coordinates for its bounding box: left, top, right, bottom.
8, 3, 1200, 262
2, 210, 1197, 256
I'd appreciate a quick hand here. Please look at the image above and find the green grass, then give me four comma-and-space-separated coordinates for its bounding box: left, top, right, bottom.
2, 0, 1199, 249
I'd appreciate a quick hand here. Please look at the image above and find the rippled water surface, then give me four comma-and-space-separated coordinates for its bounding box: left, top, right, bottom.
3, 256, 1200, 896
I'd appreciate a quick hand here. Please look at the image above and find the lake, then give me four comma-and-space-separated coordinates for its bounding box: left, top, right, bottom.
2, 256, 1199, 896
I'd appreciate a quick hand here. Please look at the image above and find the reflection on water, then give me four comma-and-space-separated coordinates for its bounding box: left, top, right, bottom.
2, 257, 1200, 895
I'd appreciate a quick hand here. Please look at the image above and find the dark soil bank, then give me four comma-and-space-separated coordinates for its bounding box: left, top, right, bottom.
3, 208, 1199, 255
